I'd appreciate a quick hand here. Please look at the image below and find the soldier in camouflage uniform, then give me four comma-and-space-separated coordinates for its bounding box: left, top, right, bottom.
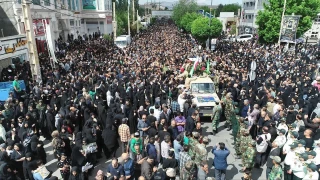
240, 140, 256, 173
213, 72, 220, 93
268, 156, 283, 180
182, 160, 197, 180
188, 132, 200, 160
224, 93, 234, 131
235, 127, 246, 157
194, 137, 209, 166
211, 100, 222, 135
238, 130, 251, 159
231, 108, 240, 143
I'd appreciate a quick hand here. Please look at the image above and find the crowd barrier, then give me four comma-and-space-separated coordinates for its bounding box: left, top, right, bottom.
0, 80, 26, 101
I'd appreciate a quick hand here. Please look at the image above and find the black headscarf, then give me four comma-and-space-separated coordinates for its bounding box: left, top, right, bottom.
71, 146, 86, 167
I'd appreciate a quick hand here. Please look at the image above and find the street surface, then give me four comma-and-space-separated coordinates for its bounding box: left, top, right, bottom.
42, 121, 267, 180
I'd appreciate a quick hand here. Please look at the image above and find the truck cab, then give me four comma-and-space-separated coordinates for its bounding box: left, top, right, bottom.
190, 77, 220, 117
178, 77, 220, 117
115, 35, 131, 49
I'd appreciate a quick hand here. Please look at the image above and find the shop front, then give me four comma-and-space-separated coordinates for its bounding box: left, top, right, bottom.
0, 35, 29, 74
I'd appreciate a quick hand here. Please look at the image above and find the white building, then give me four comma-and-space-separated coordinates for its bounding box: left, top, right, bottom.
304, 13, 320, 41
0, 0, 112, 71
239, 0, 267, 34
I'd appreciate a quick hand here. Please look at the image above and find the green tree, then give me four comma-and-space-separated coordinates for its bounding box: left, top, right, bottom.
116, 11, 128, 36
198, 5, 210, 14
215, 4, 224, 17
180, 12, 201, 33
221, 4, 241, 15
256, 0, 320, 43
172, 0, 198, 27
191, 17, 222, 42
230, 24, 236, 35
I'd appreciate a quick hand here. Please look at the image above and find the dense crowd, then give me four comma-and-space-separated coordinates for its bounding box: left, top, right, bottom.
0, 18, 319, 180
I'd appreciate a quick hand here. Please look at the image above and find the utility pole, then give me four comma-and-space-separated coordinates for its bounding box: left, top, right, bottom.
128, 4, 131, 36
22, 0, 41, 82
278, 0, 287, 46
112, 1, 117, 40
137, 10, 139, 34
145, 0, 147, 16
132, 0, 135, 22
207, 0, 213, 50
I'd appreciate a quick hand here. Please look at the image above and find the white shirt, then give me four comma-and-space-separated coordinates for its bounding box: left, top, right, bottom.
295, 147, 306, 154
161, 141, 170, 158
291, 159, 307, 179
273, 104, 281, 114
154, 108, 161, 121
314, 147, 320, 165
277, 123, 288, 135
302, 171, 319, 180
274, 135, 287, 148
284, 149, 297, 166
283, 139, 295, 154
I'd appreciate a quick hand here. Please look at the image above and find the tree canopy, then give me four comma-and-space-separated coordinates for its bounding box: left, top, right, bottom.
191, 17, 222, 42
214, 4, 240, 17
172, 0, 198, 27
180, 12, 202, 33
256, 0, 320, 43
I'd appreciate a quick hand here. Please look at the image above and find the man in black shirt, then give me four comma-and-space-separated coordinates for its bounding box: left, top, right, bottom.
300, 129, 314, 151
147, 109, 157, 128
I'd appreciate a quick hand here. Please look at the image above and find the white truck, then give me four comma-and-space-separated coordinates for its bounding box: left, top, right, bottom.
178, 77, 220, 117
115, 35, 131, 49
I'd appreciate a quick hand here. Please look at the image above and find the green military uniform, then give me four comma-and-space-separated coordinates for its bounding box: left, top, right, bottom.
268, 165, 283, 180
182, 161, 197, 180
194, 143, 207, 166
212, 103, 222, 132
240, 134, 251, 158
231, 111, 240, 143
214, 74, 219, 93
235, 128, 246, 155
188, 137, 199, 160
224, 98, 233, 126
243, 141, 256, 170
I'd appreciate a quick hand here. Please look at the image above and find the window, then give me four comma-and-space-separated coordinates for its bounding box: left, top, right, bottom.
97, 0, 103, 10
44, 0, 50, 6
18, 0, 21, 4
54, 0, 57, 8
68, 0, 71, 10
75, 0, 79, 11
70, 19, 74, 26
71, 0, 75, 10
32, 0, 40, 5
191, 83, 214, 94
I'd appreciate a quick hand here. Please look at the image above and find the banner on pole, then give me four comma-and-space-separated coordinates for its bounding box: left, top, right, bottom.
280, 15, 300, 43
43, 19, 58, 64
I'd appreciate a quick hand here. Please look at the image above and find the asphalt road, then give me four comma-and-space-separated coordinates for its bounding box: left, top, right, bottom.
42, 121, 268, 180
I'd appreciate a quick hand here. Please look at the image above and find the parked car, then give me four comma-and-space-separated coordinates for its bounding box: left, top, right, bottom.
235, 34, 253, 42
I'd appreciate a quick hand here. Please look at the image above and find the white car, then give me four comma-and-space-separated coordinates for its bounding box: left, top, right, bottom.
236, 34, 253, 42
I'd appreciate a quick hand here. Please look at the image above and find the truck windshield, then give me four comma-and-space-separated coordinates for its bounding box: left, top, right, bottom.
191, 83, 214, 93
115, 40, 127, 47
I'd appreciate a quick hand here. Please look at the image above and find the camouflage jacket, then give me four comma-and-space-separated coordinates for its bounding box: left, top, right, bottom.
194, 144, 207, 165
268, 165, 283, 180
243, 146, 256, 168
212, 104, 222, 120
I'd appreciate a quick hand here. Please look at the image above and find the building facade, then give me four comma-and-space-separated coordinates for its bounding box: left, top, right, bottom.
0, 0, 113, 72
239, 0, 267, 34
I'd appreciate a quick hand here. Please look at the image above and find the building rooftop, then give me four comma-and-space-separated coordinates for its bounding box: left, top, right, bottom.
219, 12, 235, 18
